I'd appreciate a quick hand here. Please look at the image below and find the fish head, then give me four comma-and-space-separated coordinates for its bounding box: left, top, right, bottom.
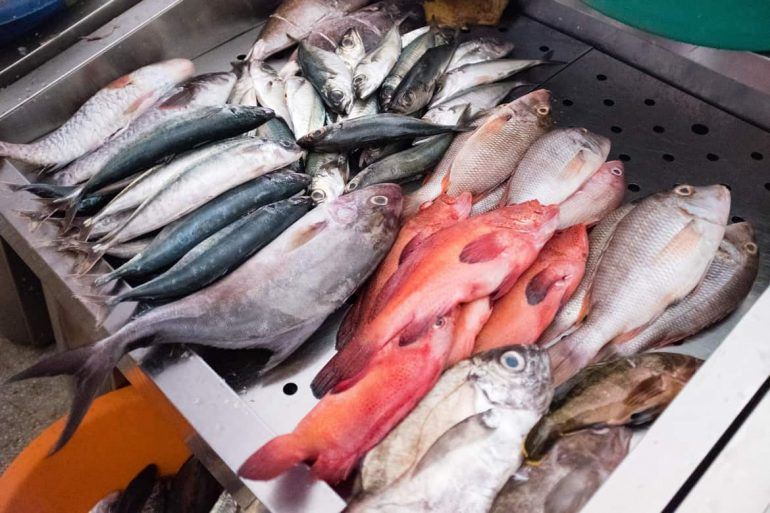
510, 89, 552, 129
326, 84, 354, 115
422, 104, 470, 125
229, 104, 277, 125
670, 184, 731, 226
723, 221, 759, 261
339, 28, 365, 56
133, 58, 195, 87
329, 184, 403, 235
571, 128, 612, 162
497, 201, 560, 245
353, 72, 373, 99
470, 345, 553, 413
242, 137, 303, 167
389, 86, 423, 115
160, 72, 237, 108
594, 160, 625, 187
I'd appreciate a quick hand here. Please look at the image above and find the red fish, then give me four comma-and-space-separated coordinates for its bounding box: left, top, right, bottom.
312, 201, 560, 397
446, 297, 492, 366
238, 308, 458, 484
337, 193, 473, 349
475, 225, 589, 351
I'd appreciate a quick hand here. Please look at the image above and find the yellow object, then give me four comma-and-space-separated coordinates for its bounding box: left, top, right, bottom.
0, 386, 190, 513
424, 0, 509, 26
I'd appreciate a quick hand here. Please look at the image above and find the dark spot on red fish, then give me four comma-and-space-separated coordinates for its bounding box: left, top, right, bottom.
459, 232, 506, 264
525, 268, 568, 305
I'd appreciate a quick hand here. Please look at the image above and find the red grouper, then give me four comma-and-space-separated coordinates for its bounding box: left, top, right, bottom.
239, 306, 460, 484
312, 200, 560, 397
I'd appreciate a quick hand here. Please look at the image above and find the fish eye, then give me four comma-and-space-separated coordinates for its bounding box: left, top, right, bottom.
311, 190, 327, 203
611, 167, 623, 176
353, 75, 365, 85
330, 90, 345, 102
433, 316, 446, 328
279, 139, 295, 149
745, 242, 758, 255
500, 350, 525, 371
371, 195, 388, 206
675, 185, 693, 196
536, 105, 550, 116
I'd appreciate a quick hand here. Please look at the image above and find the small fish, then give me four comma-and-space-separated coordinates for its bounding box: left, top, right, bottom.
238, 306, 459, 484
380, 28, 436, 109
400, 26, 430, 47
539, 203, 635, 345
491, 427, 632, 513
298, 40, 355, 114
346, 95, 380, 120
425, 80, 526, 119
359, 141, 409, 167
245, 61, 293, 131
389, 43, 456, 115
312, 200, 559, 397
525, 352, 702, 460
354, 24, 402, 100
548, 185, 730, 385
419, 102, 469, 127
351, 346, 553, 513
336, 28, 366, 70
430, 58, 555, 107
557, 160, 626, 230
447, 37, 515, 70
475, 225, 589, 351
337, 193, 473, 350
11, 185, 402, 452
306, 152, 349, 203
284, 76, 326, 139
598, 222, 759, 359
297, 113, 464, 152
505, 128, 611, 206
0, 59, 194, 168
404, 90, 552, 217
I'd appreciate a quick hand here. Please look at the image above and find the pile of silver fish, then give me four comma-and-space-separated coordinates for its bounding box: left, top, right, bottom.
2, 0, 761, 511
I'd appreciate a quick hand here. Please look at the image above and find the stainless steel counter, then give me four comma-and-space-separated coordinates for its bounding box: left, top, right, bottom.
1, 1, 769, 512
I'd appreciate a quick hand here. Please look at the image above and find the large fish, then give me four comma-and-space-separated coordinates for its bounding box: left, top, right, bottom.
525, 352, 702, 460
505, 127, 611, 206
50, 72, 235, 187
312, 200, 559, 397
380, 28, 436, 109
354, 24, 402, 100
538, 203, 635, 345
306, 152, 349, 203
350, 346, 552, 513
404, 90, 552, 217
298, 41, 355, 114
548, 185, 729, 385
11, 185, 402, 452
337, 193, 473, 350
243, 0, 372, 61
0, 59, 194, 168
491, 427, 632, 513
238, 306, 459, 484
598, 221, 759, 359
475, 225, 589, 351
557, 159, 626, 230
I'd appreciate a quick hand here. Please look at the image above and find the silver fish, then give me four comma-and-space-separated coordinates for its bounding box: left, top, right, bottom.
353, 346, 553, 513
246, 61, 293, 132
600, 221, 759, 359
548, 184, 730, 385
104, 237, 154, 259
430, 58, 553, 107
388, 42, 455, 115
505, 128, 611, 206
539, 203, 636, 345
307, 152, 349, 203
401, 26, 430, 47
490, 427, 632, 513
0, 59, 194, 168
284, 76, 326, 139
346, 95, 380, 120
298, 41, 354, 114
11, 185, 403, 453
336, 28, 367, 70
380, 28, 436, 109
354, 24, 402, 100
420, 103, 469, 127
428, 80, 526, 119
447, 37, 515, 70
470, 181, 507, 216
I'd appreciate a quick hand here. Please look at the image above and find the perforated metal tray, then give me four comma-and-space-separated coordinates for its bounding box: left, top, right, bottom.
0, 1, 769, 512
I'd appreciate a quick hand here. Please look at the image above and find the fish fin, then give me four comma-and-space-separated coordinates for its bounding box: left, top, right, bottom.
311, 339, 378, 398
124, 90, 157, 115
627, 406, 664, 427
459, 232, 506, 264
623, 375, 666, 411
397, 316, 433, 347
369, 257, 420, 319
238, 433, 310, 481
412, 410, 495, 477
398, 233, 426, 265
525, 268, 570, 305
113, 464, 158, 513
288, 220, 328, 250
73, 245, 107, 275
608, 323, 648, 346
440, 169, 451, 193
7, 325, 149, 453
544, 468, 604, 513
491, 268, 525, 301
523, 417, 560, 462
336, 300, 363, 350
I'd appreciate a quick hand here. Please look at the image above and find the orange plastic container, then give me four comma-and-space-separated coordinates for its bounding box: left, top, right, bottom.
0, 386, 190, 513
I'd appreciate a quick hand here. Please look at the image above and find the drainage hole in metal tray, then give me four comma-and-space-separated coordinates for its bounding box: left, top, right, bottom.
691, 123, 709, 135
732, 215, 745, 223
644, 98, 656, 106
610, 126, 622, 134
562, 99, 573, 106
283, 383, 298, 396
721, 183, 732, 191
618, 153, 630, 162
751, 152, 764, 160
765, 183, 770, 191
236, 54, 246, 60
596, 73, 607, 81
539, 44, 549, 52
603, 99, 615, 106
628, 183, 641, 192
707, 153, 720, 161
653, 125, 665, 133
663, 154, 675, 162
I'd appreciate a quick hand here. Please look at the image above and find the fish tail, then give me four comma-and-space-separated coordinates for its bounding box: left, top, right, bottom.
73, 241, 108, 275
93, 267, 123, 287
547, 323, 603, 386
238, 433, 311, 481
523, 417, 559, 461
0, 141, 25, 161
6, 319, 156, 453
